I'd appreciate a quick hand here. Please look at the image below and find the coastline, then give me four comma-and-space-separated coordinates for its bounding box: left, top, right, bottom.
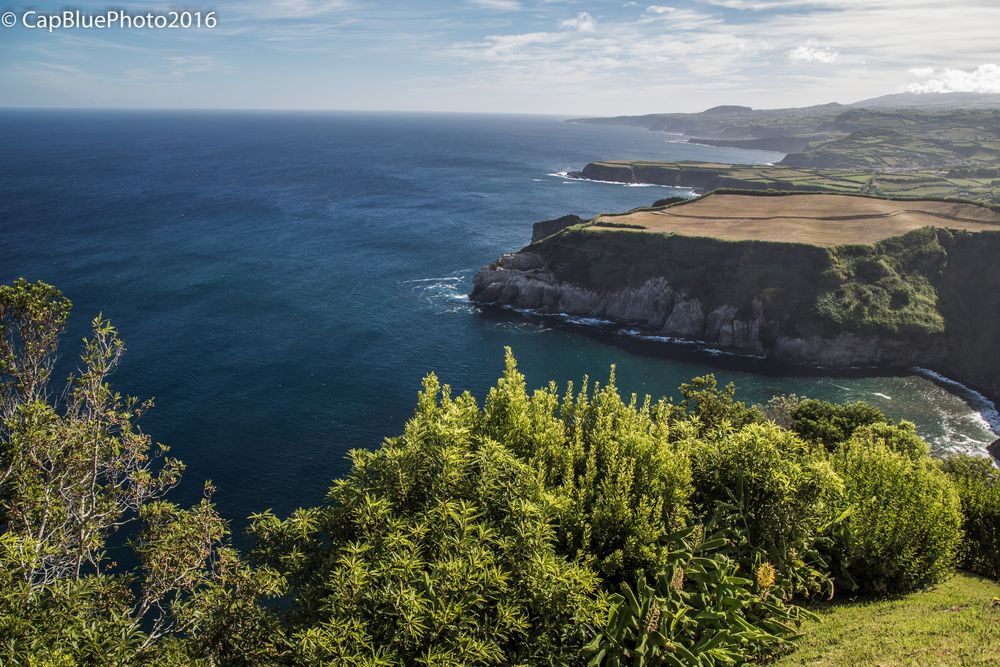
548, 170, 696, 190
468, 188, 1000, 457
474, 300, 1000, 455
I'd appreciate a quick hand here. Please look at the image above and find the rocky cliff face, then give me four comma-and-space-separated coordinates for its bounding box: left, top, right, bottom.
531, 215, 586, 242
471, 251, 938, 369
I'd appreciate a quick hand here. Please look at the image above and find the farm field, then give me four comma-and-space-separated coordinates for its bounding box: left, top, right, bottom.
594, 192, 1000, 246
574, 160, 1000, 204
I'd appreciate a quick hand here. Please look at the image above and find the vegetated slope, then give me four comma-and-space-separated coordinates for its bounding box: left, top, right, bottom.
774, 572, 1000, 666
470, 194, 1000, 404
570, 160, 1000, 205
852, 91, 1000, 109
571, 105, 1000, 169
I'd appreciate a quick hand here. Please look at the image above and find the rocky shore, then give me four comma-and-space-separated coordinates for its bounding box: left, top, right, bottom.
469, 200, 1000, 409
471, 251, 935, 369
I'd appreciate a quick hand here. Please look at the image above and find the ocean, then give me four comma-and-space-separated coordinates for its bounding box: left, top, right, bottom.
1, 110, 995, 529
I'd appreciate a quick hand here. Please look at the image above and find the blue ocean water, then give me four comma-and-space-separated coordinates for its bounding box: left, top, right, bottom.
1, 110, 995, 529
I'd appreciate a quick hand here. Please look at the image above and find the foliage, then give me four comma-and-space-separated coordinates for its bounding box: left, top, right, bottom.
0, 279, 279, 665
480, 350, 693, 585
1, 277, 991, 664
939, 455, 1000, 579
788, 398, 888, 450
761, 393, 801, 430
1, 317, 184, 584
580, 159, 1000, 206
690, 423, 844, 599
818, 228, 948, 336
678, 375, 764, 436
831, 437, 962, 595
845, 421, 930, 460
0, 278, 72, 419
584, 525, 816, 666
250, 372, 607, 665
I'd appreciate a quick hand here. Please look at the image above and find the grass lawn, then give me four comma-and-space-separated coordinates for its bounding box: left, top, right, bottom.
776, 572, 1000, 666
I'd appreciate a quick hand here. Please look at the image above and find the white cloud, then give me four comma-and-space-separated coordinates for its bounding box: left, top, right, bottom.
700, 0, 816, 9
640, 5, 722, 29
788, 38, 838, 63
234, 0, 355, 18
560, 12, 597, 33
469, 0, 522, 9
166, 55, 239, 77
903, 63, 1000, 94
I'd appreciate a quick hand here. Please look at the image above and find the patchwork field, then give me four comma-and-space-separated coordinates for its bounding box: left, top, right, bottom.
572, 160, 1000, 205
573, 105, 1000, 170
594, 193, 1000, 247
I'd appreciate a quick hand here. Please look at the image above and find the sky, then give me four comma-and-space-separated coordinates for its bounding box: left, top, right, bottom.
0, 0, 998, 114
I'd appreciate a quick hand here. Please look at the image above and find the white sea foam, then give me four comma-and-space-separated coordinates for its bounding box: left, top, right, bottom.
405, 271, 475, 314
914, 367, 1000, 436
402, 276, 463, 284
563, 314, 615, 327
663, 133, 690, 144
617, 328, 699, 346
547, 171, 695, 191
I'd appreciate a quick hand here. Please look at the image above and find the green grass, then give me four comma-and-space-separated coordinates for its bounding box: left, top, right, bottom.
577, 160, 1000, 205
578, 107, 1000, 171
776, 572, 1000, 666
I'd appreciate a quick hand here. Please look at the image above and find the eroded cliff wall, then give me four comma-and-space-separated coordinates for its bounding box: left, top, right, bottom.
471, 226, 1000, 402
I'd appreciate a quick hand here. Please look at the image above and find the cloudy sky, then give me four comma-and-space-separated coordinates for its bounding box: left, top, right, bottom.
0, 0, 998, 114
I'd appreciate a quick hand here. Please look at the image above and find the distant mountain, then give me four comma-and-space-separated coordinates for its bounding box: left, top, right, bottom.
569, 97, 1000, 169
851, 92, 1000, 109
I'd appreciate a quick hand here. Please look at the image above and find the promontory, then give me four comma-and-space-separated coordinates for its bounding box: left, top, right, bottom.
470, 191, 1000, 404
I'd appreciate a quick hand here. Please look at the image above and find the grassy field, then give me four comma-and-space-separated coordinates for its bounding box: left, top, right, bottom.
594, 193, 1000, 247
574, 160, 1000, 205
776, 572, 1000, 666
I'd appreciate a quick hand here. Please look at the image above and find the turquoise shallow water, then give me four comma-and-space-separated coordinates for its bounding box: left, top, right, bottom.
1, 110, 995, 529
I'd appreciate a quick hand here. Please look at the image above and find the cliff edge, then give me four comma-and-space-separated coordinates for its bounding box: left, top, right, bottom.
471, 193, 1000, 404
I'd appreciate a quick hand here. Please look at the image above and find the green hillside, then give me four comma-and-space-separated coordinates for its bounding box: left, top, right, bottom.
572, 160, 1000, 205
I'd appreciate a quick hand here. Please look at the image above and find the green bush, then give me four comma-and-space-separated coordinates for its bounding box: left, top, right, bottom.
679, 375, 764, 436
940, 455, 1000, 580
480, 350, 693, 586
5, 275, 985, 664
690, 423, 844, 598
584, 525, 816, 666
789, 398, 888, 450
250, 372, 607, 665
832, 438, 962, 595
847, 421, 930, 460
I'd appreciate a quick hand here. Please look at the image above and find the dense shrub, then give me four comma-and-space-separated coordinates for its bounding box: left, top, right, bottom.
690, 423, 844, 598
832, 438, 962, 594
940, 455, 1000, 580
847, 421, 930, 460
4, 278, 989, 664
789, 398, 888, 450
480, 351, 693, 585
585, 525, 816, 666
251, 373, 607, 665
679, 375, 764, 435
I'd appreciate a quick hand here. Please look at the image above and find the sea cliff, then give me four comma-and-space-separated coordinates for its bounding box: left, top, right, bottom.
471, 199, 1000, 405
